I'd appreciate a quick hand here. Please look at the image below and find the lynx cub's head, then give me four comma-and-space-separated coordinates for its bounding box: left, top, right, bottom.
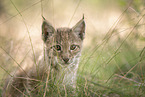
42, 17, 85, 67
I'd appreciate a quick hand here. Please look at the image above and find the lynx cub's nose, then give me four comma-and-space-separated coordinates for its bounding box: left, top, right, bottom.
63, 58, 69, 63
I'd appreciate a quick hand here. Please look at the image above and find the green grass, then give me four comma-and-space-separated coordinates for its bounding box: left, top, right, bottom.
77, 39, 145, 96
0, 0, 145, 96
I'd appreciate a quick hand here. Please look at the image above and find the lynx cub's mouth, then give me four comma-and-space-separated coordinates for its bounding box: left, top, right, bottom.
55, 54, 79, 67
53, 44, 81, 67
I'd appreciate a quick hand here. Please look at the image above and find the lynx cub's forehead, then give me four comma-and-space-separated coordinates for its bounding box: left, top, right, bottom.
56, 28, 82, 45
42, 16, 85, 48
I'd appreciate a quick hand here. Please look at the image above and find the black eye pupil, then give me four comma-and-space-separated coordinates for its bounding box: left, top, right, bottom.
55, 45, 61, 51
70, 45, 76, 50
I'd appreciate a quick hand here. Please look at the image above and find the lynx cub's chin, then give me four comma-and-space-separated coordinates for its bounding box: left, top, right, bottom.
3, 16, 85, 97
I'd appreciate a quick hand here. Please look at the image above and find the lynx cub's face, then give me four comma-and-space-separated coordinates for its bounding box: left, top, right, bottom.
42, 17, 85, 67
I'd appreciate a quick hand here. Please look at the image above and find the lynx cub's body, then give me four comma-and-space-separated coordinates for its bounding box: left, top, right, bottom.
3, 16, 85, 97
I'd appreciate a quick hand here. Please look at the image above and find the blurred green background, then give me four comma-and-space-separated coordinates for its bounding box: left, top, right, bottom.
0, 0, 145, 96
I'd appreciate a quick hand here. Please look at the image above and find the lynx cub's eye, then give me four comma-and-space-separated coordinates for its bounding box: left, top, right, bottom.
70, 45, 77, 50
54, 45, 61, 51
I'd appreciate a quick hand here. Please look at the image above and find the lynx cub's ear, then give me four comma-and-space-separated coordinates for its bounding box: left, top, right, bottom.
72, 16, 85, 40
42, 20, 55, 42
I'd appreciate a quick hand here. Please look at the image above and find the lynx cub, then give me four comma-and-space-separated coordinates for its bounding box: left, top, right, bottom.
3, 16, 85, 96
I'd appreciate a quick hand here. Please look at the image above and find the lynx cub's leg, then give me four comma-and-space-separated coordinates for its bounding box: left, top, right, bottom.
2, 69, 28, 97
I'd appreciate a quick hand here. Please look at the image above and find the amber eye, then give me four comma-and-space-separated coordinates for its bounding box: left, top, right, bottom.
54, 45, 61, 51
70, 45, 77, 50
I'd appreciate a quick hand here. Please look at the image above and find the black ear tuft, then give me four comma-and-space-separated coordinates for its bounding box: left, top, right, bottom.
72, 16, 85, 40
42, 20, 55, 42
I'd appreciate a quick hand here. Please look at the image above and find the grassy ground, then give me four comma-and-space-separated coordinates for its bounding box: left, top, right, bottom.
0, 0, 145, 96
